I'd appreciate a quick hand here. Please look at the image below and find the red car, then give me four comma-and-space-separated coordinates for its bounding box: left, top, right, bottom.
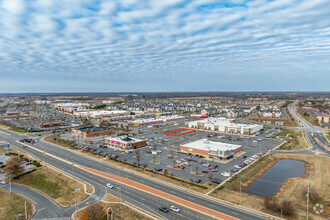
208, 166, 214, 170
177, 165, 185, 169
240, 163, 246, 167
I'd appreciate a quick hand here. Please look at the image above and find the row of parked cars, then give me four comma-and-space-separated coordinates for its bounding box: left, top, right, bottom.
231, 154, 261, 172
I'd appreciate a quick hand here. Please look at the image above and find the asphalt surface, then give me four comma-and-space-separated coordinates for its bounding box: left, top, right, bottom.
0, 182, 71, 220
286, 101, 329, 157
0, 128, 268, 220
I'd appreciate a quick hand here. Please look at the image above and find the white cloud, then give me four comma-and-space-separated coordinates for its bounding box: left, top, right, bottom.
0, 0, 329, 92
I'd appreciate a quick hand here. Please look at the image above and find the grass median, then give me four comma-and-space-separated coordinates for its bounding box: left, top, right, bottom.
0, 190, 33, 220
274, 129, 309, 150
74, 194, 153, 220
14, 166, 91, 206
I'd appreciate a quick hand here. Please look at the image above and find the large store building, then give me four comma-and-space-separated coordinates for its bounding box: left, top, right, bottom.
186, 117, 263, 135
72, 127, 114, 138
105, 136, 146, 150
180, 139, 242, 159
129, 115, 185, 127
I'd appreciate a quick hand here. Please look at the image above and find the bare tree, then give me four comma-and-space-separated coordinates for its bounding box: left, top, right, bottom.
4, 156, 24, 180
208, 173, 214, 184
172, 159, 176, 167
82, 202, 105, 220
194, 164, 199, 174
170, 149, 174, 157
135, 149, 142, 163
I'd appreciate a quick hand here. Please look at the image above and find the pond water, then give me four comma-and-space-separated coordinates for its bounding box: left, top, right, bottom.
244, 159, 305, 198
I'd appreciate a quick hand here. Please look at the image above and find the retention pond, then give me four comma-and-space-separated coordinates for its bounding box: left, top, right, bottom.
244, 159, 305, 198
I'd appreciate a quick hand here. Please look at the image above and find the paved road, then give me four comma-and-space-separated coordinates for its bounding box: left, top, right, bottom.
0, 128, 269, 220
0, 182, 70, 220
287, 101, 329, 156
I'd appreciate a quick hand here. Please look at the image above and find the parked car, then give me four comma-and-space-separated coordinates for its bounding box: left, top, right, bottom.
221, 172, 230, 177
176, 165, 185, 169
231, 169, 238, 172
195, 179, 202, 183
211, 169, 218, 172
234, 165, 241, 169
211, 179, 221, 184
156, 168, 163, 172
243, 155, 247, 158
202, 169, 208, 173
0, 180, 8, 184
159, 206, 169, 213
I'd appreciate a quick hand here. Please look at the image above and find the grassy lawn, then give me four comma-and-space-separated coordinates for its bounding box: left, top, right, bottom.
74, 194, 153, 220
211, 154, 330, 220
0, 190, 33, 220
274, 129, 309, 150
325, 132, 330, 142
14, 166, 90, 206
44, 134, 77, 148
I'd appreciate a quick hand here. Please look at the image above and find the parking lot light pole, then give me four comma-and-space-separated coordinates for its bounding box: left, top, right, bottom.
239, 180, 242, 206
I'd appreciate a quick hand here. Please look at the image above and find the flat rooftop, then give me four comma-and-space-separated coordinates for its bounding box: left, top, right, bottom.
105, 136, 144, 143
181, 139, 241, 152
77, 126, 112, 133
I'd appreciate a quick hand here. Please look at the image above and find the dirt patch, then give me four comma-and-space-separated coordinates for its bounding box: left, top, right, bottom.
0, 189, 33, 220
211, 154, 330, 219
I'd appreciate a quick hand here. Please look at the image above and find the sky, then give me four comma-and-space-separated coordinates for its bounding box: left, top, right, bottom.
0, 0, 329, 93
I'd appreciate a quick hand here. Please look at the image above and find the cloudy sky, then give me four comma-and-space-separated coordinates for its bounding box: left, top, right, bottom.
0, 0, 329, 93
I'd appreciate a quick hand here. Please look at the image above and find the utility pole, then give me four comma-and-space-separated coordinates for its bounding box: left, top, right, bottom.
306, 171, 311, 220
25, 201, 27, 219
240, 180, 242, 206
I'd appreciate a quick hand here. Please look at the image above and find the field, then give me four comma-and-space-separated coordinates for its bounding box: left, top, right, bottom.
73, 194, 153, 220
44, 134, 77, 148
0, 190, 33, 220
274, 129, 309, 150
14, 166, 91, 206
211, 154, 330, 219
163, 128, 196, 136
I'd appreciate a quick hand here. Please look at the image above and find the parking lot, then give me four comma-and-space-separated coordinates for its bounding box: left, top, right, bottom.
61, 121, 284, 185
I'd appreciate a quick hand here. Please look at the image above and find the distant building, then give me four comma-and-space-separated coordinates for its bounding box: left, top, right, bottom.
105, 136, 146, 150
72, 127, 114, 138
180, 139, 242, 159
129, 115, 184, 126
317, 115, 330, 124
40, 122, 64, 128
187, 117, 263, 135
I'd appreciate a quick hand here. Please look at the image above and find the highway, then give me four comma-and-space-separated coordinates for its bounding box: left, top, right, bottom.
0, 128, 269, 220
288, 100, 329, 156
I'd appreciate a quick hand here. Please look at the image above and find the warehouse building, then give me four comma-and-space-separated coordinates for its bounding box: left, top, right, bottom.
105, 136, 146, 150
72, 127, 114, 138
187, 117, 263, 135
180, 139, 242, 159
129, 115, 185, 127
75, 110, 129, 119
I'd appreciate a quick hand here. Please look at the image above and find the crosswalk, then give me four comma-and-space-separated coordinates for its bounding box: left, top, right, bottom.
91, 194, 101, 201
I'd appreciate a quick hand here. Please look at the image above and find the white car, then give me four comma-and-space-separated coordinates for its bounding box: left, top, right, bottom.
106, 183, 114, 188
234, 165, 241, 169
170, 206, 180, 213
221, 172, 231, 177
1, 180, 8, 184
